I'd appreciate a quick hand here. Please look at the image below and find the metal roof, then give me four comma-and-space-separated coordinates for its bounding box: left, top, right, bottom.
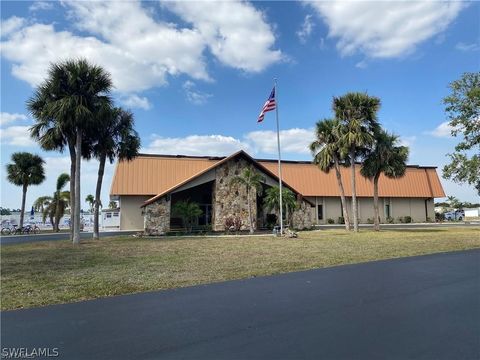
110, 152, 445, 199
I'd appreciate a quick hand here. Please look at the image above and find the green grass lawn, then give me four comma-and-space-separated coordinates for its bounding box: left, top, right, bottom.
1, 227, 479, 310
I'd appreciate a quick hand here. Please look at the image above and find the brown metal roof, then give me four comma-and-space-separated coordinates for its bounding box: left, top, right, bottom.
111, 152, 445, 199
258, 162, 445, 198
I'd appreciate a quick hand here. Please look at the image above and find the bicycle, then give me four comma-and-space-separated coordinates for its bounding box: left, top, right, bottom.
1, 225, 12, 235
22, 224, 41, 234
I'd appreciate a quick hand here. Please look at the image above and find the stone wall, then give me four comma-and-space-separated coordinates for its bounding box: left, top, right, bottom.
144, 197, 170, 235
291, 198, 315, 230
213, 158, 257, 231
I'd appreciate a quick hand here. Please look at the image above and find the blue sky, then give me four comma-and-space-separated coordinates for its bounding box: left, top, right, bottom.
1, 0, 479, 210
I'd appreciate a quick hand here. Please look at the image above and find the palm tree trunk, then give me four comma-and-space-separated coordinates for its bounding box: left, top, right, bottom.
93, 153, 106, 239
69, 143, 76, 241
19, 183, 27, 229
247, 187, 253, 233
350, 148, 359, 232
373, 173, 380, 231
73, 130, 82, 245
333, 156, 351, 231
54, 193, 61, 232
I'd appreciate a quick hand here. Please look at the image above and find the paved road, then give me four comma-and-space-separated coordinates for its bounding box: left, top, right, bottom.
2, 250, 479, 359
0, 230, 137, 245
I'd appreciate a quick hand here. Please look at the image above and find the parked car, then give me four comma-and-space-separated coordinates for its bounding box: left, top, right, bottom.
444, 210, 464, 221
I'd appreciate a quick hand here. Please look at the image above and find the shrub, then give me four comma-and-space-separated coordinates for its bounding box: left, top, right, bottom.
225, 216, 242, 232
435, 212, 445, 222
337, 216, 345, 224
366, 218, 374, 224
403, 216, 412, 223
386, 216, 394, 224
265, 214, 277, 229
397, 216, 405, 223
327, 218, 335, 224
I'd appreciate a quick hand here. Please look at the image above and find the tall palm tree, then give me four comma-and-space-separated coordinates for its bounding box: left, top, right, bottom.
264, 186, 297, 227
333, 92, 381, 232
91, 107, 140, 239
309, 118, 351, 230
6, 152, 46, 228
28, 58, 113, 244
34, 173, 71, 231
230, 167, 264, 233
361, 130, 409, 231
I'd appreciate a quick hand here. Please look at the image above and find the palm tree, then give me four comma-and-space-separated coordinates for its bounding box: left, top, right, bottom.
310, 118, 351, 230
333, 92, 381, 232
28, 58, 113, 244
33, 196, 54, 227
85, 194, 95, 213
108, 201, 118, 209
361, 130, 409, 231
91, 107, 140, 239
34, 173, 71, 232
6, 152, 46, 229
264, 186, 297, 227
172, 200, 203, 233
230, 167, 264, 233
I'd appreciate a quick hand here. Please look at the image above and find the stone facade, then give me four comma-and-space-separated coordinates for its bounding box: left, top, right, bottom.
212, 158, 258, 231
144, 197, 170, 235
291, 199, 315, 230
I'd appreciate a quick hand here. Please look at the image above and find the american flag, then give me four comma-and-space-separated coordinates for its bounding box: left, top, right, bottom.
257, 87, 276, 123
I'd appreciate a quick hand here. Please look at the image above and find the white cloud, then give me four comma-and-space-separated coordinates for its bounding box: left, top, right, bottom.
144, 134, 251, 156
398, 135, 416, 148
0, 126, 35, 146
305, 1, 464, 58
455, 42, 480, 52
182, 81, 212, 105
163, 0, 283, 72
144, 128, 315, 158
297, 14, 314, 44
120, 94, 152, 110
29, 1, 54, 12
428, 121, 453, 138
0, 16, 26, 37
355, 60, 368, 69
245, 128, 315, 155
1, 1, 281, 95
0, 112, 28, 126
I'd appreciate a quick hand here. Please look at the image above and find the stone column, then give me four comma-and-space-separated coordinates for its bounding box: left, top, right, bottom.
144, 197, 171, 235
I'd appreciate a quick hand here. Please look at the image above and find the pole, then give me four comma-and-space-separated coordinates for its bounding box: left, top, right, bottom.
274, 78, 284, 235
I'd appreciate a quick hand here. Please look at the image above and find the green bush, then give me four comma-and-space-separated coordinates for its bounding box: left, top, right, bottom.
337, 216, 345, 224
366, 218, 374, 224
386, 216, 394, 224
404, 216, 413, 223
327, 218, 335, 224
435, 212, 445, 222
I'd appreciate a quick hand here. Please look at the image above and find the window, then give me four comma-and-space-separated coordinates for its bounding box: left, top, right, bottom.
113, 212, 119, 217
317, 205, 323, 220
385, 204, 390, 219
106, 213, 112, 218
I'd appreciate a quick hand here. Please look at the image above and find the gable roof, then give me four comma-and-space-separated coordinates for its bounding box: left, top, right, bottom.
110, 151, 446, 201
140, 150, 306, 207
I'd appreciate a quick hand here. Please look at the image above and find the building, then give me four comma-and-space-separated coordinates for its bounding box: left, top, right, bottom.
110, 150, 445, 234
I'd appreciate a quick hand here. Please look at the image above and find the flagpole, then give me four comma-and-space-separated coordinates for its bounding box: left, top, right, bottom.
274, 78, 284, 235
